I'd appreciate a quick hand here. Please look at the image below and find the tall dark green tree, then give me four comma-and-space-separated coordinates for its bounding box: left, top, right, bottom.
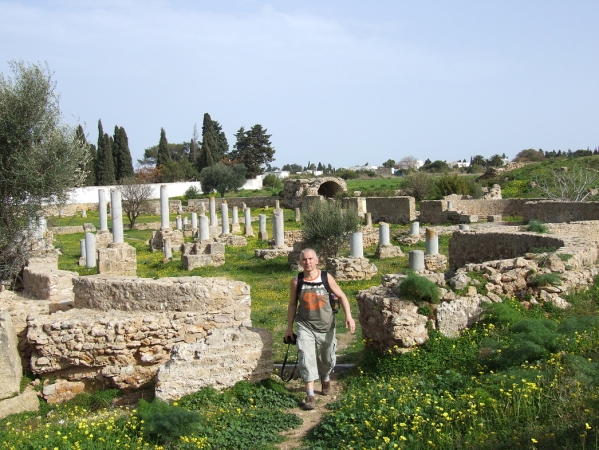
156, 128, 171, 167
95, 119, 116, 185
212, 119, 229, 162
113, 126, 134, 181
75, 125, 96, 186
189, 123, 200, 164
198, 113, 217, 171
231, 124, 275, 179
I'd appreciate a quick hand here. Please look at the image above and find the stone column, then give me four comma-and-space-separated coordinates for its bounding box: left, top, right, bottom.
242, 202, 247, 210
221, 202, 230, 235
259, 214, 268, 240
274, 209, 284, 247
232, 206, 239, 232
350, 231, 364, 257
80, 239, 86, 258
191, 212, 198, 230
98, 189, 108, 231
447, 201, 453, 211
183, 217, 188, 226
176, 216, 182, 230
209, 197, 217, 227
294, 207, 301, 222
410, 221, 419, 235
409, 250, 425, 271
38, 216, 47, 234
110, 189, 124, 244
199, 214, 209, 240
29, 218, 42, 239
244, 208, 254, 236
85, 232, 96, 268
163, 238, 172, 259
365, 212, 372, 227
160, 185, 170, 229
81, 210, 87, 218
425, 228, 438, 255
379, 222, 390, 246
275, 199, 280, 211
178, 204, 183, 214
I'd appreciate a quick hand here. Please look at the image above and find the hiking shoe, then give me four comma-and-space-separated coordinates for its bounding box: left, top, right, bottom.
302, 395, 316, 410
322, 381, 331, 396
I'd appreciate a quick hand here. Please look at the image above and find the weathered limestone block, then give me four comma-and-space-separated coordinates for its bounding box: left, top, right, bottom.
460, 214, 479, 223
42, 380, 85, 404
449, 273, 471, 290
326, 257, 378, 281
72, 276, 251, 313
536, 290, 570, 309
181, 241, 225, 270
219, 235, 247, 247
424, 254, 447, 272
255, 248, 292, 260
95, 230, 113, 249
0, 312, 21, 401
97, 242, 137, 276
357, 285, 428, 351
487, 215, 502, 222
0, 387, 39, 419
375, 244, 404, 259
436, 296, 483, 338
22, 262, 77, 302
149, 229, 184, 252
155, 326, 273, 401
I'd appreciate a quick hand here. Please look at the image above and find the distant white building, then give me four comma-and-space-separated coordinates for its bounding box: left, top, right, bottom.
341, 164, 379, 172
450, 160, 469, 168
262, 170, 290, 179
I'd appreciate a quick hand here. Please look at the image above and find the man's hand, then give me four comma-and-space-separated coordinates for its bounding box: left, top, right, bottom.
346, 317, 356, 333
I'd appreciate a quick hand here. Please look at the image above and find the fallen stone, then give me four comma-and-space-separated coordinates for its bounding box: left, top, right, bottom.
0, 387, 39, 419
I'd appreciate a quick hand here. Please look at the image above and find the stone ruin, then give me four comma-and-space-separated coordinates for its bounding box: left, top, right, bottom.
281, 177, 347, 209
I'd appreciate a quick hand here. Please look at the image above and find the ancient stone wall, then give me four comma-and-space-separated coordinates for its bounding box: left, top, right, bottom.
281, 177, 347, 209
43, 203, 99, 217
522, 201, 599, 223
448, 230, 565, 270
187, 197, 276, 211
22, 256, 77, 302
419, 199, 535, 224
365, 197, 416, 224
50, 225, 96, 235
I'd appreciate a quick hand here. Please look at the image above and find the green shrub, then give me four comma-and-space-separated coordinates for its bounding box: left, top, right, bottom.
184, 185, 202, 200
417, 305, 432, 317
433, 173, 482, 198
262, 174, 283, 189
301, 200, 360, 261
558, 253, 573, 262
527, 220, 549, 233
335, 169, 359, 180
67, 388, 121, 411
137, 398, 201, 443
528, 273, 562, 287
399, 273, 441, 303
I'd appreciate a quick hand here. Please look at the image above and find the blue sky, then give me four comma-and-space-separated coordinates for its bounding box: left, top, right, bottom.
1, 0, 597, 169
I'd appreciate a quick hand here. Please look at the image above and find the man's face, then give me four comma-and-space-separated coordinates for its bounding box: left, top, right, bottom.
300, 251, 318, 271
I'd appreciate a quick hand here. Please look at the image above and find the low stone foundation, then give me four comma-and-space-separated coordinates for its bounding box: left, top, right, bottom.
149, 228, 184, 252
375, 244, 404, 259
181, 241, 225, 270
22, 256, 77, 302
97, 242, 137, 276
326, 257, 378, 281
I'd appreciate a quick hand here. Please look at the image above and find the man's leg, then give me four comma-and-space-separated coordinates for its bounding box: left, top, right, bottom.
316, 326, 336, 395
296, 322, 319, 409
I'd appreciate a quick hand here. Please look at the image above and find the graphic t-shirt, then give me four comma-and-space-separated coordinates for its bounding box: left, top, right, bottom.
295, 272, 335, 332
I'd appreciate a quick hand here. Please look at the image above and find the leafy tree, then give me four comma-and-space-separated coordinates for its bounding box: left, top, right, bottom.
401, 171, 434, 201
231, 124, 275, 179
382, 159, 396, 169
433, 173, 482, 198
397, 156, 420, 172
335, 169, 359, 180
514, 149, 544, 162
198, 162, 246, 197
0, 61, 89, 281
95, 120, 116, 185
487, 154, 505, 168
421, 160, 450, 173
301, 199, 360, 261
113, 126, 134, 181
75, 125, 96, 186
470, 155, 487, 167
117, 177, 153, 229
282, 163, 302, 174
262, 173, 283, 189
156, 128, 171, 167
160, 159, 198, 182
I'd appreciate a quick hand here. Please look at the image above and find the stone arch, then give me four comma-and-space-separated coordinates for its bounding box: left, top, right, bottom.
317, 180, 344, 198
281, 177, 347, 209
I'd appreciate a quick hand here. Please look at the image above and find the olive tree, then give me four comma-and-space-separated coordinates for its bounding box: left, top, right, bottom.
0, 61, 89, 281
301, 199, 360, 262
198, 162, 246, 197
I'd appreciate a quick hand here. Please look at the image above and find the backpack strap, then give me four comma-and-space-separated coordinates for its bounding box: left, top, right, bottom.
296, 270, 331, 294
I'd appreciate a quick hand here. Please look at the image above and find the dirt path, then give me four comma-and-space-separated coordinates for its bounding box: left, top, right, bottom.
276, 331, 355, 449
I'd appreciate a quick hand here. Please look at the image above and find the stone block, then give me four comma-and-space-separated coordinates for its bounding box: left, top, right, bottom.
155, 327, 273, 401
182, 254, 225, 270
424, 254, 447, 272
487, 215, 502, 222
42, 380, 85, 404
459, 214, 479, 223
0, 388, 39, 419
22, 264, 77, 302
326, 257, 378, 281
436, 296, 483, 338
375, 244, 404, 259
97, 242, 137, 276
0, 312, 21, 401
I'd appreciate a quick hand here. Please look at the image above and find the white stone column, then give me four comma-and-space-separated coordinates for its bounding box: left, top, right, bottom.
409, 250, 425, 271
244, 208, 253, 236
447, 201, 453, 211
274, 209, 284, 247
294, 207, 301, 222
191, 212, 198, 230
232, 206, 239, 227
259, 214, 268, 240
365, 212, 372, 227
110, 189, 124, 244
98, 189, 108, 231
221, 202, 230, 235
379, 222, 390, 246
163, 238, 172, 259
209, 197, 217, 227
410, 221, 419, 236
80, 239, 86, 258
199, 214, 209, 240
29, 218, 42, 239
160, 185, 170, 229
38, 216, 47, 233
350, 231, 364, 257
85, 232, 96, 268
425, 228, 438, 255
176, 215, 182, 230
81, 210, 87, 218
275, 199, 280, 211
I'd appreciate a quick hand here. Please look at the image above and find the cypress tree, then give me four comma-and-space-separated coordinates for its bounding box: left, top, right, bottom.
112, 125, 122, 179
96, 127, 116, 186
76, 125, 96, 186
198, 113, 216, 172
113, 126, 134, 181
156, 128, 171, 167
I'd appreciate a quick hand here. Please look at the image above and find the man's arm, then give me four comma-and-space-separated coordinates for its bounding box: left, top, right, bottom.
285, 277, 298, 340
327, 274, 356, 333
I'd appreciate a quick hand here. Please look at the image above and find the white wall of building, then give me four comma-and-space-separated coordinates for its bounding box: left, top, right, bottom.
64, 178, 263, 204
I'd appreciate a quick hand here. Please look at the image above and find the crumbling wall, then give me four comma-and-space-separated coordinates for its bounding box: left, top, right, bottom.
365, 197, 415, 224
187, 197, 276, 212
281, 177, 347, 209
523, 201, 599, 223
419, 199, 535, 224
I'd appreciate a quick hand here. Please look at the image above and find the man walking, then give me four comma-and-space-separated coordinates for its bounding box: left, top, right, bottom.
285, 248, 356, 410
